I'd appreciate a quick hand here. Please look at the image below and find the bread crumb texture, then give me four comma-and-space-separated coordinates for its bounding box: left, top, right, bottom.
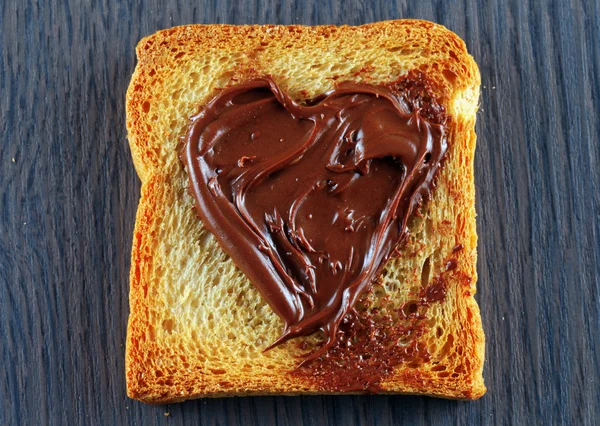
126, 20, 484, 403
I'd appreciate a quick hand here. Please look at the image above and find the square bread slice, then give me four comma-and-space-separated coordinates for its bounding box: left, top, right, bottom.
125, 20, 485, 403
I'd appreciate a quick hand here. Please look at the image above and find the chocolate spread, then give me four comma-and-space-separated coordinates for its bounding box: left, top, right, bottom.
182, 75, 448, 364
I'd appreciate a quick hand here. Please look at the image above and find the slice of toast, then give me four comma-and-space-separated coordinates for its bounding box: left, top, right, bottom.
125, 20, 485, 403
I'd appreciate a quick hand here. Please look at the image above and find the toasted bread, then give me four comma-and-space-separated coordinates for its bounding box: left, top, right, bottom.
125, 20, 485, 403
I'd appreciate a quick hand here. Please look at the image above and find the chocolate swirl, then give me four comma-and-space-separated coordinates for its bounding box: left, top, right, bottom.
182, 75, 447, 363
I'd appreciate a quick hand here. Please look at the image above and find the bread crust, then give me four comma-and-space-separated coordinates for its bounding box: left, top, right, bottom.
126, 20, 485, 403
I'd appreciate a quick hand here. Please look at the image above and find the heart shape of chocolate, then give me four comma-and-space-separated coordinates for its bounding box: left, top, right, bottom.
182, 76, 447, 362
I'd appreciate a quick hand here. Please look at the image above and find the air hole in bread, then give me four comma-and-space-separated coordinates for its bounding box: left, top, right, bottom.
431, 364, 446, 372
425, 218, 434, 237
195, 230, 213, 250
374, 285, 385, 298
235, 294, 244, 307
456, 213, 465, 233
147, 325, 156, 341
162, 318, 175, 333
436, 326, 444, 338
443, 69, 458, 85
421, 255, 432, 287
216, 71, 236, 87
454, 364, 465, 373
142, 101, 150, 113
439, 334, 454, 357
355, 298, 370, 313
210, 368, 226, 374
403, 301, 419, 316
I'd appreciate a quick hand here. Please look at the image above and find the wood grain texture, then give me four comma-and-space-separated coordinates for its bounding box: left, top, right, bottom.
0, 0, 598, 424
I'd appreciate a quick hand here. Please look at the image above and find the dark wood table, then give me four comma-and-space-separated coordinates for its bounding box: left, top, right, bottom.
1, 0, 599, 424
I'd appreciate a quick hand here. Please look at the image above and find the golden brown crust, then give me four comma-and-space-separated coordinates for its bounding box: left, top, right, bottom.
125, 20, 485, 404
